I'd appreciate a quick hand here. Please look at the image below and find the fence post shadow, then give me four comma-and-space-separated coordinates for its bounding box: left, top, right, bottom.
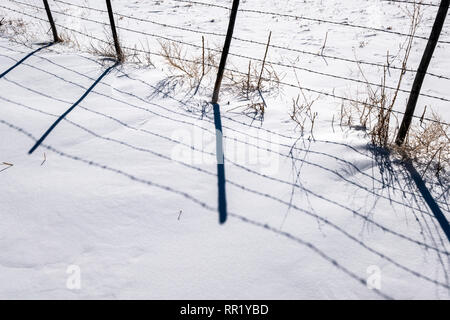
0, 43, 53, 79
213, 103, 227, 224
368, 145, 449, 243
28, 62, 118, 154
209, 0, 240, 224
403, 161, 450, 243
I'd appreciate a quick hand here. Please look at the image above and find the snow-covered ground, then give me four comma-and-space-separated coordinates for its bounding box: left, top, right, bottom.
0, 0, 449, 299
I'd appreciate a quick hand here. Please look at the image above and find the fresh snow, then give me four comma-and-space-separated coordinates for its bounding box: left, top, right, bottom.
0, 0, 449, 299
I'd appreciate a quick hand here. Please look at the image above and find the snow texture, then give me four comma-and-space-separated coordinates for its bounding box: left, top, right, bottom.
0, 0, 449, 299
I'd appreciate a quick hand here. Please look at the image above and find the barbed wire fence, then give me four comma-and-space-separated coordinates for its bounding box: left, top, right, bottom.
0, 0, 448, 125
0, 0, 449, 223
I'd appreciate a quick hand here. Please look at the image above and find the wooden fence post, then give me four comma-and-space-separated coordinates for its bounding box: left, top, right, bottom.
42, 0, 60, 43
105, 0, 124, 62
211, 0, 240, 104
395, 0, 449, 145
210, 0, 240, 224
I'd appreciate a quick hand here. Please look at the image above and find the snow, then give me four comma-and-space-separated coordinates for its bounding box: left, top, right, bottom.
0, 0, 449, 299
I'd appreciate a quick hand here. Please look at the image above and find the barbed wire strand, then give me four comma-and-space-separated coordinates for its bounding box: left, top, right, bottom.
381, 0, 440, 7
0, 3, 448, 126
7, 0, 450, 103
50, 0, 450, 81
171, 0, 450, 44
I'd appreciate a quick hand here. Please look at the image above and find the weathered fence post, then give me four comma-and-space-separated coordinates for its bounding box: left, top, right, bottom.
42, 0, 60, 43
211, 0, 240, 104
105, 0, 124, 62
395, 0, 449, 145
211, 0, 240, 224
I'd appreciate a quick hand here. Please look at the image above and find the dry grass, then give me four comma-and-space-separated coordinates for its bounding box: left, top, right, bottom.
57, 29, 80, 49
222, 62, 282, 122
290, 70, 319, 140
339, 3, 449, 177
128, 39, 154, 67
340, 5, 418, 147
88, 39, 117, 60
341, 2, 421, 144
0, 17, 31, 45
340, 63, 401, 147
223, 58, 282, 121
0, 17, 26, 34
62, 28, 153, 67
393, 112, 449, 178
158, 39, 218, 89
225, 60, 281, 99
158, 38, 281, 120
87, 29, 124, 62
227, 94, 266, 123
